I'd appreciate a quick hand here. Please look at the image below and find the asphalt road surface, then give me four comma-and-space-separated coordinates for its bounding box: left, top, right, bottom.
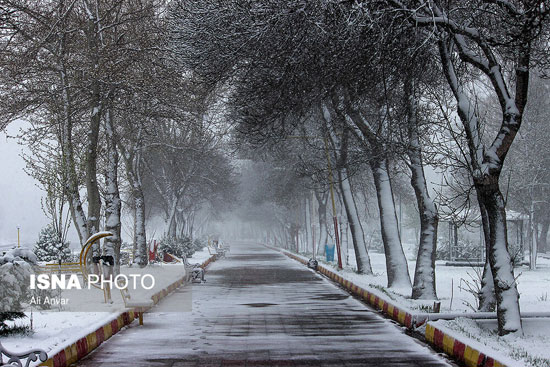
76, 242, 453, 366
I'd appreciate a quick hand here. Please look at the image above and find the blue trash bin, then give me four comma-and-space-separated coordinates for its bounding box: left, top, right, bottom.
325, 244, 335, 262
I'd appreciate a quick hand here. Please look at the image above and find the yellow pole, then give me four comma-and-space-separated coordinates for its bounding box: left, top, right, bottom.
17, 227, 20, 248
323, 137, 343, 270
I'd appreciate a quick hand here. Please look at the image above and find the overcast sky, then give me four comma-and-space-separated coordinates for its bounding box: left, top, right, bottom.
0, 120, 79, 247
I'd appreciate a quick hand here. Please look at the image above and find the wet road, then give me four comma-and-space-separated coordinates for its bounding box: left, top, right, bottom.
77, 242, 452, 366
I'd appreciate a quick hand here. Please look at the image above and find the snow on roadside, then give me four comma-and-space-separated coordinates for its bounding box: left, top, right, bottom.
307, 244, 550, 314
0, 247, 212, 362
433, 317, 550, 367
1, 311, 120, 360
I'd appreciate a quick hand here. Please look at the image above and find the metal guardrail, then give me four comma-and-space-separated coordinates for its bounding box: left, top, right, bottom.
0, 341, 47, 367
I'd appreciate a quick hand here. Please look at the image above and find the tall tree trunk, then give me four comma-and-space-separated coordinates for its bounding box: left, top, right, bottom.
84, 1, 103, 236
85, 91, 102, 235
59, 68, 89, 246
167, 199, 178, 239
338, 166, 372, 274
131, 173, 147, 267
477, 196, 496, 311
438, 37, 525, 334
324, 104, 372, 273
408, 148, 439, 299
315, 191, 328, 257
103, 106, 122, 274
177, 211, 186, 239
304, 196, 312, 254
405, 77, 438, 300
119, 141, 147, 267
538, 217, 549, 253
477, 181, 522, 334
370, 156, 412, 290
188, 212, 195, 238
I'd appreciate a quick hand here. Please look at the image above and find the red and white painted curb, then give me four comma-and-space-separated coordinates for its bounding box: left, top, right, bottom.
40, 255, 216, 367
426, 323, 508, 367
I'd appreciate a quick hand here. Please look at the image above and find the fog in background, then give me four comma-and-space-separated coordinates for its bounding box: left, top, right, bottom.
0, 120, 79, 248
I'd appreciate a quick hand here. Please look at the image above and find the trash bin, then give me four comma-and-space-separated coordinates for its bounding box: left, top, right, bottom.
325, 244, 335, 262
307, 258, 318, 270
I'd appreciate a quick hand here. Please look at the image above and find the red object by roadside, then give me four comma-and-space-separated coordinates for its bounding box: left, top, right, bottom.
149, 240, 158, 261
163, 252, 177, 262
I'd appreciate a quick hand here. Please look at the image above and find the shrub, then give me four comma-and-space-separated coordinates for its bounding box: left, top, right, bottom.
34, 224, 71, 262
158, 236, 197, 259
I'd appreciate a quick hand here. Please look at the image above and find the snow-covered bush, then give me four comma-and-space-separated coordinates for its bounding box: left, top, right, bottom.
0, 250, 36, 334
0, 248, 38, 265
0, 312, 27, 336
0, 248, 52, 315
0, 261, 33, 312
158, 236, 197, 259
34, 224, 72, 262
0, 249, 36, 315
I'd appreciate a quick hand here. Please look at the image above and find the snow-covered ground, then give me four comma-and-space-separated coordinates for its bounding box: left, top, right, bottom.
1, 247, 212, 361
431, 317, 550, 367
313, 243, 550, 313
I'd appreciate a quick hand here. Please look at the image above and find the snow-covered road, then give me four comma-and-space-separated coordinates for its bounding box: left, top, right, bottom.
76, 242, 453, 366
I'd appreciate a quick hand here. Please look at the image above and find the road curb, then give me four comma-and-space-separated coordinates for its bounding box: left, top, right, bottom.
40, 254, 216, 367
425, 322, 508, 367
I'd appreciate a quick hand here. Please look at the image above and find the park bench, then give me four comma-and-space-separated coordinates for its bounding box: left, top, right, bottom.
119, 282, 153, 325
0, 341, 47, 367
184, 257, 205, 283
207, 245, 226, 259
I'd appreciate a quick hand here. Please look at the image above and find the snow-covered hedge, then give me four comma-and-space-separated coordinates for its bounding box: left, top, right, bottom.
157, 236, 205, 259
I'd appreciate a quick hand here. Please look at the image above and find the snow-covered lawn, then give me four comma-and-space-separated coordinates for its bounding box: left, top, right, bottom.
1, 247, 212, 362
313, 243, 550, 313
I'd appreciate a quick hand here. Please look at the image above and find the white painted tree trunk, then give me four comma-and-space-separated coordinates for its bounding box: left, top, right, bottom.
408, 140, 438, 299
406, 78, 439, 300
103, 107, 122, 274
338, 167, 372, 274
477, 198, 496, 311
119, 141, 148, 267
482, 188, 522, 334
370, 157, 412, 291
